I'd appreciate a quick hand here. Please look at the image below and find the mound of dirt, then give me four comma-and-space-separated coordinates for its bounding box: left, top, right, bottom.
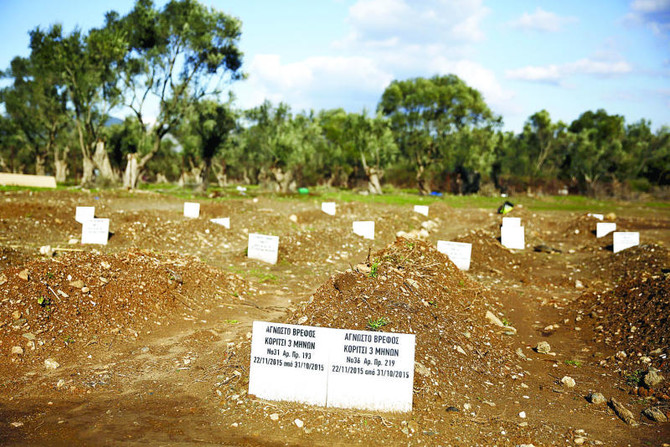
561, 214, 601, 242
220, 238, 533, 445
0, 249, 247, 371
286, 237, 519, 406
456, 228, 519, 275
574, 272, 669, 397
593, 244, 670, 284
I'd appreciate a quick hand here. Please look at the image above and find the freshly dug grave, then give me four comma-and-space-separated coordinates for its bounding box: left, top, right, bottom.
286, 237, 522, 411
595, 244, 670, 284
456, 228, 519, 276
219, 238, 537, 445
0, 249, 248, 372
573, 272, 669, 398
560, 213, 604, 245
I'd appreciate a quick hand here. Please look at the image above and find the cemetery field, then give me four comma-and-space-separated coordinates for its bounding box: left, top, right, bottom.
0, 188, 669, 446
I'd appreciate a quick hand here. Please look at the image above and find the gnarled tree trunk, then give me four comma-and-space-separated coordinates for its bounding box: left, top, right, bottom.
213, 159, 228, 187
35, 154, 46, 176
270, 166, 295, 193
81, 157, 95, 186
196, 159, 212, 193
178, 159, 203, 188
93, 140, 117, 184
123, 153, 139, 189
416, 164, 431, 195
54, 146, 69, 184
361, 153, 383, 195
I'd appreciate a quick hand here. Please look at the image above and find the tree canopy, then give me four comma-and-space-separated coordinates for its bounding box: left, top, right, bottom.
0, 2, 668, 197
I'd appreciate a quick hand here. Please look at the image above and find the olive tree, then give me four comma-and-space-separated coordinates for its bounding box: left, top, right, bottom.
379, 75, 500, 194
115, 0, 244, 188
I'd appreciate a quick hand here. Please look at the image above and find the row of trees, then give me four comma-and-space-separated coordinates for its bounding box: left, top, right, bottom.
1, 0, 668, 195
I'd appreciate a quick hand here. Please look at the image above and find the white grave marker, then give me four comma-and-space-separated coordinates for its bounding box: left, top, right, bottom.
353, 221, 375, 240
321, 202, 336, 216
248, 233, 279, 264
413, 205, 429, 217
596, 222, 616, 238
248, 321, 330, 406
501, 217, 521, 228
210, 217, 230, 229
327, 328, 415, 412
613, 232, 639, 253
249, 322, 416, 412
183, 202, 200, 218
436, 241, 472, 271
501, 225, 525, 250
81, 218, 109, 245
588, 213, 604, 221
75, 206, 95, 224
236, 186, 247, 192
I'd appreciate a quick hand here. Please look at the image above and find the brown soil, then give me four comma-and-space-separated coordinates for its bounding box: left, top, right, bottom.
0, 189, 669, 446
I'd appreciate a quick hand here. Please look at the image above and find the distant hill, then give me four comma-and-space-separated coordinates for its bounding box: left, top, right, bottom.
105, 116, 123, 126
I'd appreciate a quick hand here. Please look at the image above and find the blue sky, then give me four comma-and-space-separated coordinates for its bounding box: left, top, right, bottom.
0, 0, 668, 132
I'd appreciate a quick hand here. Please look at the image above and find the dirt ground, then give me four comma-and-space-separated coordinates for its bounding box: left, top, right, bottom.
0, 188, 668, 446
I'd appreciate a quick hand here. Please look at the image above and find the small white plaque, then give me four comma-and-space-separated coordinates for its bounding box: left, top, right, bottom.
613, 232, 639, 253
413, 205, 429, 217
81, 218, 109, 245
236, 186, 247, 192
183, 202, 200, 218
596, 222, 616, 238
248, 233, 279, 264
588, 213, 604, 221
321, 202, 336, 216
501, 217, 521, 227
327, 329, 415, 412
248, 321, 330, 406
501, 225, 525, 249
353, 221, 375, 240
75, 206, 95, 224
210, 217, 230, 229
436, 241, 472, 270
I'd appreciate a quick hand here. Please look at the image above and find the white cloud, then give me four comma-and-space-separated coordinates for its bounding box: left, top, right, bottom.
235, 1, 517, 121
625, 0, 670, 37
508, 7, 578, 32
338, 0, 490, 48
506, 58, 633, 84
631, 0, 670, 13
430, 57, 515, 108
237, 54, 393, 111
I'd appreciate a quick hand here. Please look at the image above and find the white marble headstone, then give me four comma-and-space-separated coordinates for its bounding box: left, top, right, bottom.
596, 222, 616, 238
321, 202, 336, 216
81, 218, 109, 245
248, 233, 279, 264
75, 206, 95, 224
183, 202, 200, 218
588, 213, 604, 221
436, 241, 472, 270
353, 221, 375, 240
501, 225, 525, 250
613, 232, 639, 253
248, 321, 330, 406
326, 328, 415, 412
413, 205, 429, 217
210, 217, 230, 229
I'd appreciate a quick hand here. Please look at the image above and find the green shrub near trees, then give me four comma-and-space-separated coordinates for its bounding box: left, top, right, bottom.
1, 0, 668, 196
